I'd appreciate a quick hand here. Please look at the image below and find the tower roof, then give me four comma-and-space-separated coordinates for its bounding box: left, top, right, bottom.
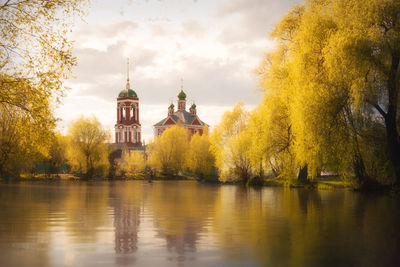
118, 89, 137, 98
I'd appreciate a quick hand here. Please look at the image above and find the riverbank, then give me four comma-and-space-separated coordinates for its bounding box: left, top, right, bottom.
4, 173, 397, 193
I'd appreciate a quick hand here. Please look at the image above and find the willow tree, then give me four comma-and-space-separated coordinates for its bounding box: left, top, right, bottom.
259, 0, 398, 186
148, 125, 189, 176
67, 116, 110, 179
0, 0, 88, 178
324, 0, 400, 184
0, 105, 54, 177
247, 94, 298, 181
186, 128, 215, 180
210, 102, 251, 182
119, 152, 146, 178
256, 5, 309, 182
280, 1, 367, 182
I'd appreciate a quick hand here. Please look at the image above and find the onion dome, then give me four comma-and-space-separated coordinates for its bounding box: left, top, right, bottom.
177, 78, 186, 100
169, 103, 175, 109
178, 90, 186, 100
189, 103, 196, 111
118, 89, 137, 98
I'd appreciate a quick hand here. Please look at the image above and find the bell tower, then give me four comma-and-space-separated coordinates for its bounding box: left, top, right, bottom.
115, 58, 142, 147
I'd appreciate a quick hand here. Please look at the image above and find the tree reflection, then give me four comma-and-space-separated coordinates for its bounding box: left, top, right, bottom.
149, 181, 218, 263
0, 183, 59, 266
108, 181, 146, 265
64, 182, 110, 243
212, 187, 400, 267
0, 181, 399, 266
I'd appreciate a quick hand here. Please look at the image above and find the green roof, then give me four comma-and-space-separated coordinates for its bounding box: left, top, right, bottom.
178, 90, 186, 100
169, 103, 175, 109
118, 89, 137, 98
190, 103, 196, 110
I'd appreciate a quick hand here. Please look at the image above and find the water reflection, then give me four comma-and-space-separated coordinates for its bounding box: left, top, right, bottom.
150, 182, 218, 263
109, 182, 142, 265
0, 181, 399, 266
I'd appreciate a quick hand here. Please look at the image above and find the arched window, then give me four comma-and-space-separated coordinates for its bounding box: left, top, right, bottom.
130, 106, 135, 121
121, 106, 126, 120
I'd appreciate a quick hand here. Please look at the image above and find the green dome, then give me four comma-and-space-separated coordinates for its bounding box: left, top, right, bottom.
168, 103, 175, 109
118, 89, 137, 98
189, 103, 196, 110
178, 90, 186, 100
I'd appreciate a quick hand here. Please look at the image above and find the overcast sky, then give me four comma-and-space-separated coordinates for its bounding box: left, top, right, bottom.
55, 0, 303, 142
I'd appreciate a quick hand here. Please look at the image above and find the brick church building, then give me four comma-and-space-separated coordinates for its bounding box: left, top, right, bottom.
153, 81, 207, 138
114, 59, 142, 149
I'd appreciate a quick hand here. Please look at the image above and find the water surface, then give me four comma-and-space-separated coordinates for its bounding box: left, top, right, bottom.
0, 181, 399, 266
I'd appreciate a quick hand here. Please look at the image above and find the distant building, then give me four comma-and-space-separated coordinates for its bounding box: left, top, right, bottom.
114, 59, 142, 148
153, 81, 207, 138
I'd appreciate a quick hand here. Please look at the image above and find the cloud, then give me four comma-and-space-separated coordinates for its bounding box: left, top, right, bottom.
73, 21, 139, 42
67, 41, 159, 100
68, 51, 261, 107
181, 19, 206, 38
57, 0, 298, 137
216, 0, 303, 44
149, 24, 170, 36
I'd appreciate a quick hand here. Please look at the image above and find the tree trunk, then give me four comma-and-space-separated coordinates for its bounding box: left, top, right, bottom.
385, 52, 400, 185
298, 164, 308, 183
85, 154, 92, 179
385, 102, 400, 185
353, 153, 368, 186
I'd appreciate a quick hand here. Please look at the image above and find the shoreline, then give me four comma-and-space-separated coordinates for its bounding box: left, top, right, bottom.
2, 173, 393, 193
2, 174, 398, 194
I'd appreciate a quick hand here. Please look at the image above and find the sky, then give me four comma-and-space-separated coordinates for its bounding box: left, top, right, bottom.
55, 0, 303, 142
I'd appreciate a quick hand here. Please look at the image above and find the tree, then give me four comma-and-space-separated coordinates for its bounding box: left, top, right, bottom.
47, 133, 69, 174
210, 102, 251, 182
0, 0, 88, 178
186, 128, 215, 180
119, 152, 146, 178
324, 0, 400, 184
257, 0, 398, 187
247, 94, 298, 181
252, 6, 309, 182
0, 105, 54, 178
148, 125, 189, 176
66, 116, 110, 179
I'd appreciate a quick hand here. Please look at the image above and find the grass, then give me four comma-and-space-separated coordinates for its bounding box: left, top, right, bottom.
262, 176, 354, 190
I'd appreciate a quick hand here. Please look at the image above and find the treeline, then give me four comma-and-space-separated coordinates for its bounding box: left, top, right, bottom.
110, 125, 216, 180
15, 119, 216, 181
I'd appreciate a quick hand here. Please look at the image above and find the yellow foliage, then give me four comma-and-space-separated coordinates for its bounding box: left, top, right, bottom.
148, 126, 189, 176
254, 0, 400, 184
119, 151, 146, 178
66, 116, 110, 178
186, 133, 215, 179
0, 1, 88, 178
210, 102, 252, 182
0, 105, 54, 177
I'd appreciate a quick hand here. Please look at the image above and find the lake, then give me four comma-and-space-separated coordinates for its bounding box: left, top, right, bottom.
0, 180, 399, 267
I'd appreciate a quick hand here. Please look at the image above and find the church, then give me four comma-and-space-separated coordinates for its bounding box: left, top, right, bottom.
113, 60, 207, 151
114, 59, 142, 149
153, 81, 207, 138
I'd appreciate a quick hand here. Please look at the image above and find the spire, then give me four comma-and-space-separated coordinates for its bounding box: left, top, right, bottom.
126, 58, 130, 91
180, 78, 183, 91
